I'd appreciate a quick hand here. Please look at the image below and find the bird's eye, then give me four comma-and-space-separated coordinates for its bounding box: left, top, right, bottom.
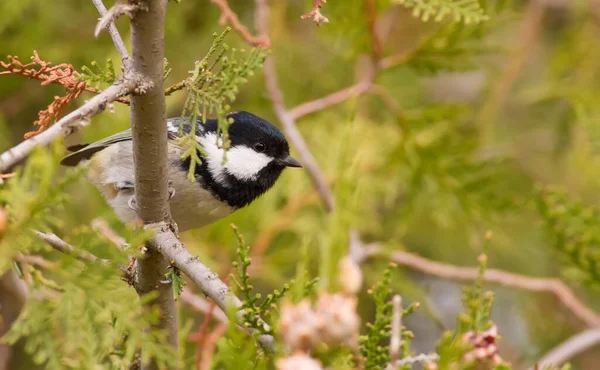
254, 142, 266, 153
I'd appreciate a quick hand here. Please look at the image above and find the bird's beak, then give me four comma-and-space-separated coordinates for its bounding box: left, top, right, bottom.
278, 155, 303, 168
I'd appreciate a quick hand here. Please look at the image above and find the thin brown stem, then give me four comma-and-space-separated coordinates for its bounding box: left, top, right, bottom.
210, 0, 270, 47
366, 0, 382, 61
385, 250, 600, 328
256, 0, 335, 212
528, 329, 600, 370
147, 222, 274, 350
0, 76, 138, 172
91, 0, 131, 65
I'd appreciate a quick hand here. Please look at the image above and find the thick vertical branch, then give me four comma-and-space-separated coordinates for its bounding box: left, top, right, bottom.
128, 0, 178, 365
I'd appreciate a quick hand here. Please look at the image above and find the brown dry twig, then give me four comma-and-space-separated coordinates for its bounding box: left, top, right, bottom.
256, 0, 335, 212
180, 288, 229, 324
0, 51, 129, 139
94, 1, 139, 39
386, 250, 600, 328
528, 329, 600, 370
301, 0, 329, 25
210, 0, 270, 47
187, 299, 228, 370
289, 47, 419, 120
348, 234, 600, 329
195, 323, 228, 370
91, 218, 127, 249
91, 0, 131, 64
366, 0, 382, 61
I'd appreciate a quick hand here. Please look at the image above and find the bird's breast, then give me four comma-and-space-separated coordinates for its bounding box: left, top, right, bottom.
167, 161, 234, 231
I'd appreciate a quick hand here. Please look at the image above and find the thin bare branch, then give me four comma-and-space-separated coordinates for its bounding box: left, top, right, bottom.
349, 233, 600, 329
0, 74, 139, 172
394, 353, 440, 367
210, 0, 270, 47
15, 254, 58, 269
91, 0, 131, 64
366, 0, 382, 61
91, 218, 127, 249
34, 230, 108, 264
289, 77, 374, 120
263, 60, 335, 212
34, 229, 135, 286
197, 323, 228, 370
146, 222, 275, 350
256, 0, 335, 212
389, 295, 402, 364
289, 49, 419, 121
180, 289, 229, 324
386, 250, 600, 328
529, 329, 600, 370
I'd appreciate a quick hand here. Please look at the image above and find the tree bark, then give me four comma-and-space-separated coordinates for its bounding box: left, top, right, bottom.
129, 0, 179, 368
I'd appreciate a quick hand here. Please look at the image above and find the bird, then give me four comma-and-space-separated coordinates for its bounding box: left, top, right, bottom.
60, 111, 302, 231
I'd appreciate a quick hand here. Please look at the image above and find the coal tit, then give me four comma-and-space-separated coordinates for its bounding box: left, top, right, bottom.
60, 111, 302, 231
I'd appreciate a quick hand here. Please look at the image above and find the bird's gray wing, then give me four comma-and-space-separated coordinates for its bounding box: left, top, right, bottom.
60, 129, 132, 166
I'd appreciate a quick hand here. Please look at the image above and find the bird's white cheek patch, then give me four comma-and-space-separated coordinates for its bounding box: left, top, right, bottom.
199, 133, 274, 183
199, 133, 228, 185
224, 146, 273, 181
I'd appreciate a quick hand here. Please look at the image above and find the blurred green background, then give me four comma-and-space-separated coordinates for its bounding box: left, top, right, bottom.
2, 0, 600, 368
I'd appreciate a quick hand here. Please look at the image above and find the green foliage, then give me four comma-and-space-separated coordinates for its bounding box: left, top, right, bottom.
165, 265, 186, 300
3, 0, 599, 368
359, 265, 419, 370
210, 316, 268, 370
178, 28, 267, 181
391, 106, 519, 228
0, 144, 81, 269
395, 0, 489, 24
458, 235, 494, 333
536, 187, 600, 285
434, 238, 509, 370
0, 145, 176, 369
76, 59, 116, 88
402, 1, 514, 74
518, 20, 600, 157
360, 266, 394, 369
231, 225, 291, 336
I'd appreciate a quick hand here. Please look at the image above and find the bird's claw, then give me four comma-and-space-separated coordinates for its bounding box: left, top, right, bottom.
168, 180, 176, 200
127, 196, 138, 211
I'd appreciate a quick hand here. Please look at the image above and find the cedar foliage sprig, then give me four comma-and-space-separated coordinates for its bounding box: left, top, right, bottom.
231, 224, 291, 336
176, 28, 267, 181
434, 234, 510, 370
1, 146, 171, 369
76, 59, 116, 88
395, 0, 489, 24
359, 264, 419, 370
536, 187, 600, 285
165, 265, 186, 300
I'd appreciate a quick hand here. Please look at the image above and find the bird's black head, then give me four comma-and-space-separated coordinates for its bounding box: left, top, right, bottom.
177, 111, 302, 209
